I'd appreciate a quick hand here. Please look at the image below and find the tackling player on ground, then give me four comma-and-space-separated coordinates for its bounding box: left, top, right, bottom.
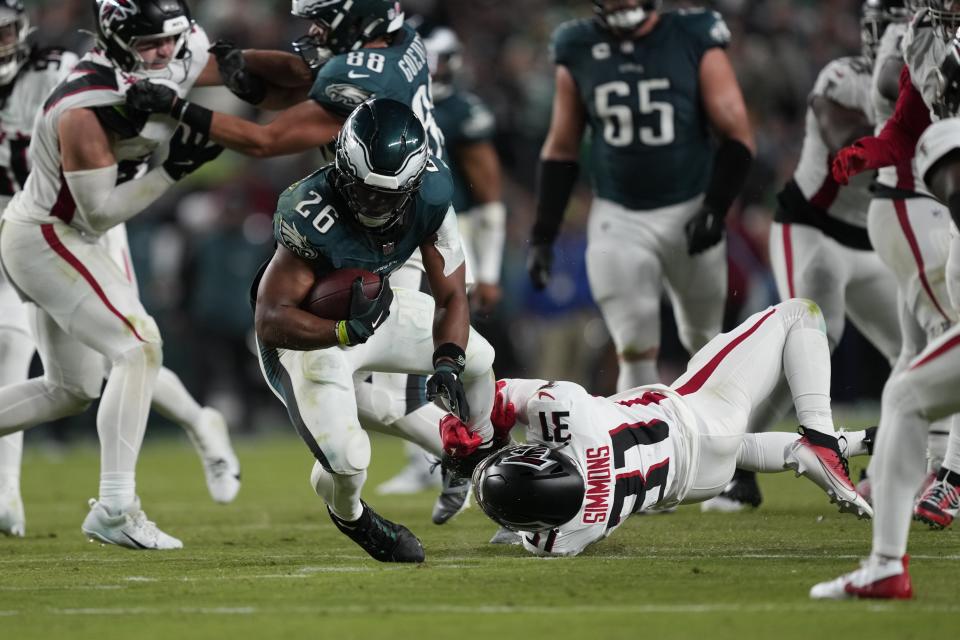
254, 98, 498, 563
470, 299, 873, 557
528, 0, 754, 392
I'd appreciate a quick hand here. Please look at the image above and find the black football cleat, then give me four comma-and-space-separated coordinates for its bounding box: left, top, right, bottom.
700, 469, 763, 512
328, 500, 425, 563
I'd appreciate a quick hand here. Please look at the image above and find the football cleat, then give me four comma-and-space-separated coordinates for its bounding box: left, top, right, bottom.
914, 475, 960, 529
700, 469, 762, 513
785, 426, 872, 519
489, 527, 522, 545
81, 498, 183, 550
810, 555, 912, 600
0, 483, 25, 537
375, 456, 439, 495
431, 466, 470, 525
187, 408, 241, 504
328, 500, 424, 563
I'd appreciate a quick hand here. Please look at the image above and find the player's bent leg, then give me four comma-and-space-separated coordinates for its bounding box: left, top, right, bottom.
0, 320, 34, 537
152, 368, 240, 504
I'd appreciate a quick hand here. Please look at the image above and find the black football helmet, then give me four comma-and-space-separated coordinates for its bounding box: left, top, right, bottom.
291, 0, 405, 70
593, 0, 660, 36
472, 444, 585, 533
334, 98, 430, 241
0, 0, 28, 85
928, 0, 960, 42
94, 0, 192, 76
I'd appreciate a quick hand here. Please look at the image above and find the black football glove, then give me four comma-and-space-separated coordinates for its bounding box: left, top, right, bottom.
684, 205, 726, 256
527, 242, 554, 291
427, 364, 470, 423
209, 40, 266, 105
162, 125, 224, 181
126, 78, 182, 115
336, 277, 393, 346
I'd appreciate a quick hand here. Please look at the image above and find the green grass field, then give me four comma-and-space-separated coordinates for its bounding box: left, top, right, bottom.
3, 431, 958, 639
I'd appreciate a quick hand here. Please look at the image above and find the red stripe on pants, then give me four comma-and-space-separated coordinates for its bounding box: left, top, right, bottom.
675, 308, 778, 396
910, 333, 960, 370
40, 223, 146, 343
893, 199, 952, 325
782, 224, 796, 299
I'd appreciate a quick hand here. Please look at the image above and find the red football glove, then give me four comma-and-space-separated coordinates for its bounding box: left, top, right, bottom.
440, 414, 482, 457
491, 380, 517, 439
832, 144, 869, 186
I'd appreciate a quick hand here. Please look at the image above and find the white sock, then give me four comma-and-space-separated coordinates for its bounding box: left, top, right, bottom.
98, 345, 160, 506
310, 462, 365, 521
942, 417, 960, 474
783, 326, 835, 436
927, 425, 949, 472
617, 358, 659, 392
837, 428, 872, 457
0, 433, 23, 480
150, 367, 203, 437
736, 432, 798, 472
99, 471, 135, 513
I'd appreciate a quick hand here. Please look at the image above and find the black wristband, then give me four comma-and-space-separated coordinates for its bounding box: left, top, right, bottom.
172, 100, 213, 137
531, 159, 579, 246
703, 138, 753, 216
433, 343, 466, 373
948, 191, 960, 231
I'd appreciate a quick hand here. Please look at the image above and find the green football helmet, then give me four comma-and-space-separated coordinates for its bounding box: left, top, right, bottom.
291, 0, 404, 69
334, 98, 430, 239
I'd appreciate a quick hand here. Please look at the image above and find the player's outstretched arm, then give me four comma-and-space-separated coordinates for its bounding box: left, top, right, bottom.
833, 66, 931, 184
254, 245, 340, 351
126, 80, 344, 157
528, 64, 586, 289
206, 43, 313, 111
687, 48, 755, 255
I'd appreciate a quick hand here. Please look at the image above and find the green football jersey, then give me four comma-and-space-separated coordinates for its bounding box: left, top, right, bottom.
433, 89, 496, 213
308, 23, 445, 157
272, 160, 454, 279
551, 9, 731, 211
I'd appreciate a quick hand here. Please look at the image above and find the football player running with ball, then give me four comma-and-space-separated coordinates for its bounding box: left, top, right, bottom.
253, 98, 497, 563
469, 299, 873, 557
127, 0, 478, 525
528, 0, 754, 391
0, 0, 228, 548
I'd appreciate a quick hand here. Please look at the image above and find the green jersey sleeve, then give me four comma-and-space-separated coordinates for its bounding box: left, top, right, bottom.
550, 19, 594, 67
676, 9, 731, 59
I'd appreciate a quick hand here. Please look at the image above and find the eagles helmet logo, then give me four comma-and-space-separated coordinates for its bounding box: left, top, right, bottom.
276, 218, 319, 260
325, 83, 373, 107
501, 445, 559, 471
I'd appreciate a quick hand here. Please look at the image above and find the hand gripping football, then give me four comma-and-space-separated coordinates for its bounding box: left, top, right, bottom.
301, 268, 382, 320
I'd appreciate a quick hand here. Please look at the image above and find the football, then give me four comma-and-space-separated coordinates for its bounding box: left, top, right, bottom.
301, 268, 382, 320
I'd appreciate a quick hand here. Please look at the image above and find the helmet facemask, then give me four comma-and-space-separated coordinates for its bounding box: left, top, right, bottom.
291, 0, 405, 70
0, 4, 28, 86
593, 0, 660, 36
929, 0, 960, 42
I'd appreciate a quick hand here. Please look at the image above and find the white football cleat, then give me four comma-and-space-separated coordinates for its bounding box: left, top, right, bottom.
81, 498, 183, 550
810, 555, 912, 600
375, 457, 439, 495
0, 483, 25, 537
188, 408, 241, 504
785, 427, 872, 519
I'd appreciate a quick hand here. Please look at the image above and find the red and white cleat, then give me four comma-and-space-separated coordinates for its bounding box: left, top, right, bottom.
810, 555, 912, 600
785, 426, 872, 519
914, 475, 960, 530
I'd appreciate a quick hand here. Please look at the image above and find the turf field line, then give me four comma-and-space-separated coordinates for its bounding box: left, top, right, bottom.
0, 585, 122, 592
33, 603, 960, 616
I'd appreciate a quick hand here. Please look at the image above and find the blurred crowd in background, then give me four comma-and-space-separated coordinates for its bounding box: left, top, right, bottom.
22, 0, 888, 444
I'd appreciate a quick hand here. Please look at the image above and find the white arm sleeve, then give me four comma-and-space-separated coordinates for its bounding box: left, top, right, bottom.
64, 165, 174, 235
433, 205, 466, 277
465, 201, 506, 285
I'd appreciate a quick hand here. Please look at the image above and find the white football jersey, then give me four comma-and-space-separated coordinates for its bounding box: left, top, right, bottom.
792, 56, 876, 228
500, 380, 698, 557
3, 25, 211, 230
903, 8, 947, 117
0, 47, 78, 212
